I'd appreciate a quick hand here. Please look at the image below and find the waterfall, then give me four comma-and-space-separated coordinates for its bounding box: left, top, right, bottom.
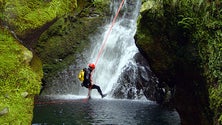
42, 0, 158, 100
79, 0, 148, 99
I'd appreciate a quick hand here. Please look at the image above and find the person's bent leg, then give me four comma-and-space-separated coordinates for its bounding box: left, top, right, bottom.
91, 84, 104, 97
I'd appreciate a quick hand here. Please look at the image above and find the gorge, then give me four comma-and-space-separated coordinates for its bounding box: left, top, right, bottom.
0, 0, 221, 125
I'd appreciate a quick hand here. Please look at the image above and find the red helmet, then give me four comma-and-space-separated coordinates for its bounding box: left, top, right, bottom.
88, 63, 95, 69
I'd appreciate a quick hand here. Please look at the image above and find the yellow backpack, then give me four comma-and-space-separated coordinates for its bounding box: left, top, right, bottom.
78, 69, 85, 82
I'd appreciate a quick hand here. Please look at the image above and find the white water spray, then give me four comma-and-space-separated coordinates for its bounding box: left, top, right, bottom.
80, 0, 143, 98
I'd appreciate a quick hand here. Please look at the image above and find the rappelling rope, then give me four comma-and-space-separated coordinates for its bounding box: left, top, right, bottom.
88, 0, 125, 98
95, 0, 125, 65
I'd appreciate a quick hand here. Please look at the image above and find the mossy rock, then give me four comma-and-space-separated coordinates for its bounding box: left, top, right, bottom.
2, 0, 77, 37
35, 1, 110, 83
135, 0, 222, 124
0, 27, 42, 124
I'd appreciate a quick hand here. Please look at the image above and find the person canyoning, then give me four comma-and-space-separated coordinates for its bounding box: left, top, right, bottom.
79, 63, 106, 98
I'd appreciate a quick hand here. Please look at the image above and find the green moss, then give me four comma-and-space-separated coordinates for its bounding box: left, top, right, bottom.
37, 17, 103, 82
193, 2, 222, 124
137, 0, 222, 124
209, 85, 222, 124
92, 0, 110, 7
3, 0, 77, 35
35, 1, 109, 83
0, 28, 42, 124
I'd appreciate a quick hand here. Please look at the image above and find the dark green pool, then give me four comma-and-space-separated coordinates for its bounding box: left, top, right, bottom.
32, 96, 180, 125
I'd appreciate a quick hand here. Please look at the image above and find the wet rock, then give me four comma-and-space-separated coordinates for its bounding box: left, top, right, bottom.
112, 53, 160, 100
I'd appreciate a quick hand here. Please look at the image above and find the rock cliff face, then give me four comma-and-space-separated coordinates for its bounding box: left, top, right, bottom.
0, 26, 43, 124
135, 0, 221, 125
34, 0, 110, 84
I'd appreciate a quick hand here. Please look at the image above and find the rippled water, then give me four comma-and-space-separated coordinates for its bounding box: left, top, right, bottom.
32, 96, 181, 125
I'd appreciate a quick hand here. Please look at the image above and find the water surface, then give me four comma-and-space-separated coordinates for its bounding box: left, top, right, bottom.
32, 96, 181, 125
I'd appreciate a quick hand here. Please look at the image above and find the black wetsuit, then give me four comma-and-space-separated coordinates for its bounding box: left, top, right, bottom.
82, 68, 104, 97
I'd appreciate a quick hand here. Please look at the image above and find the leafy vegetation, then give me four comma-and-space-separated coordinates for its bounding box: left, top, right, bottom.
138, 0, 221, 124
163, 0, 222, 124
191, 1, 222, 124
0, 27, 42, 124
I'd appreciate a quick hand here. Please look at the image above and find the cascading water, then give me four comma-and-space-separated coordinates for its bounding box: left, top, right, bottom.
79, 0, 155, 99
42, 0, 159, 100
